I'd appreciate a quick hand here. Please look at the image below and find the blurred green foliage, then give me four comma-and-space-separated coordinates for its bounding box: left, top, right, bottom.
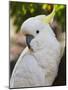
9, 1, 66, 32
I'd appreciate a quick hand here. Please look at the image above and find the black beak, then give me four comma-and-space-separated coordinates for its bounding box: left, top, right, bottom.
26, 35, 34, 49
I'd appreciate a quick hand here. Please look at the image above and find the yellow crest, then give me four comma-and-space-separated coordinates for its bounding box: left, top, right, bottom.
42, 5, 55, 24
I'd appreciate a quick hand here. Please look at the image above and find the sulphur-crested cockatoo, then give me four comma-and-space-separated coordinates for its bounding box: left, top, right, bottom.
10, 7, 65, 88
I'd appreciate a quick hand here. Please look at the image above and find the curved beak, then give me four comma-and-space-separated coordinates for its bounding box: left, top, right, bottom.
26, 35, 34, 49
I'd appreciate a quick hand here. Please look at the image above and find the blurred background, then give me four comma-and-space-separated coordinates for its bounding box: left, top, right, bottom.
9, 1, 66, 86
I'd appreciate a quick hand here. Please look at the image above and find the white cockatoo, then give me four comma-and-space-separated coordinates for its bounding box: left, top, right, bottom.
10, 6, 65, 88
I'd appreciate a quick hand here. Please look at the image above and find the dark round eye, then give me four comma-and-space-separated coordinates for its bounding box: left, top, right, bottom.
36, 30, 39, 34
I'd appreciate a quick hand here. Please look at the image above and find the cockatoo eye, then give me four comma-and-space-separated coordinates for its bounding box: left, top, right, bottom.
36, 30, 39, 34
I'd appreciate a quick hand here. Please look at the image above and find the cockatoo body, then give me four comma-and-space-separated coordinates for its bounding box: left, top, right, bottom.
10, 8, 65, 88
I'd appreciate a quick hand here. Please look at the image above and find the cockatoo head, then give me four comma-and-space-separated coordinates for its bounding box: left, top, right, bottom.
21, 7, 55, 52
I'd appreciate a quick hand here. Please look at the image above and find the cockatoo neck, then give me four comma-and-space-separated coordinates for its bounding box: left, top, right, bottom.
30, 35, 60, 69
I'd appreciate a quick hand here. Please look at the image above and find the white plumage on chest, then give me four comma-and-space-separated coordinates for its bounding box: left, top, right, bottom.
10, 32, 61, 88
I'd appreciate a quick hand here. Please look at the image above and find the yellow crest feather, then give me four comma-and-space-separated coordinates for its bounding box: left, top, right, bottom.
42, 5, 55, 24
